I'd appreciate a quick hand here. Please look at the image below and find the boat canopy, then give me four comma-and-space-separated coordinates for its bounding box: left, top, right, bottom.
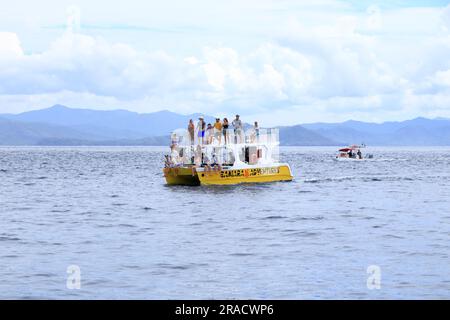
339, 145, 364, 152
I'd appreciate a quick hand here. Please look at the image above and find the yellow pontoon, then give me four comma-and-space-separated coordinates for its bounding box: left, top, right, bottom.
163, 127, 293, 186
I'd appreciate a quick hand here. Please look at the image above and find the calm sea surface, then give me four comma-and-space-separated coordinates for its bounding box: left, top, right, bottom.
0, 146, 449, 299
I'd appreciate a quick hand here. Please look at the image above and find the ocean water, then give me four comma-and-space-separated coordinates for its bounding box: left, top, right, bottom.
1, 146, 449, 299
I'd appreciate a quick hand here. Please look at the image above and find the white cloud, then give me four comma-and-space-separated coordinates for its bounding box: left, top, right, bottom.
0, 32, 210, 100
1, 2, 450, 124
0, 32, 23, 58
433, 69, 450, 87
0, 31, 315, 115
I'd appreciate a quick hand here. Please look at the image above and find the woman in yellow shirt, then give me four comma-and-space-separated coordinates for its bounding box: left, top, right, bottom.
214, 118, 222, 144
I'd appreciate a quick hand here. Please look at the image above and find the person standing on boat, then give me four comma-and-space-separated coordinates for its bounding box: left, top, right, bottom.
222, 118, 229, 145
171, 132, 178, 147
188, 119, 195, 145
214, 118, 223, 145
206, 123, 214, 144
170, 144, 180, 165
197, 116, 206, 145
253, 121, 259, 143
357, 149, 362, 159
194, 144, 203, 166
232, 114, 243, 144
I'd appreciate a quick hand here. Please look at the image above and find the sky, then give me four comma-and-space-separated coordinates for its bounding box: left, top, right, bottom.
1, 0, 450, 125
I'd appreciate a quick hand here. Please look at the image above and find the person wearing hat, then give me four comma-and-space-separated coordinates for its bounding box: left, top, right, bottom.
214, 118, 223, 144
188, 119, 195, 145
232, 114, 243, 144
197, 116, 206, 145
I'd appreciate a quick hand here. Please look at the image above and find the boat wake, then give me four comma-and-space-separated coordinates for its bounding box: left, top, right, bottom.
332, 157, 407, 162
303, 174, 450, 184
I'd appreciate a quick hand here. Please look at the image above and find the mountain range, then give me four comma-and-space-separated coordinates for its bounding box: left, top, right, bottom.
1, 105, 450, 146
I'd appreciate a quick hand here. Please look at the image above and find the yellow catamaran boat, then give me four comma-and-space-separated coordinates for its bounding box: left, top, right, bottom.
163, 127, 293, 186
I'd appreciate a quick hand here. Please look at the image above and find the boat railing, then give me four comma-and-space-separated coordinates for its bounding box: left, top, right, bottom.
169, 128, 280, 166
171, 128, 279, 147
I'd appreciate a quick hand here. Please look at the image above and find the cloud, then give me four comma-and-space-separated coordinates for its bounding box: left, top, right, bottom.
0, 31, 315, 114
0, 32, 23, 58
433, 69, 450, 87
0, 32, 210, 100
2, 3, 450, 124
277, 19, 405, 99
201, 44, 312, 107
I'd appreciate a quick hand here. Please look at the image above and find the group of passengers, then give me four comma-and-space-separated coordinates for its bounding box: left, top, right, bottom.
166, 115, 261, 168
187, 114, 259, 145
347, 149, 363, 159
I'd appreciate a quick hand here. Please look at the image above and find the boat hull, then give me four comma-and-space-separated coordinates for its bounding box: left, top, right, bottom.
164, 164, 293, 186
163, 167, 200, 186
334, 157, 369, 161
199, 164, 293, 185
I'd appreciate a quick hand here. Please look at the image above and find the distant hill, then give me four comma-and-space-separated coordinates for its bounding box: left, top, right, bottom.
0, 104, 215, 138
35, 135, 169, 146
1, 105, 450, 146
0, 105, 337, 146
278, 125, 340, 146
0, 117, 107, 145
302, 117, 450, 146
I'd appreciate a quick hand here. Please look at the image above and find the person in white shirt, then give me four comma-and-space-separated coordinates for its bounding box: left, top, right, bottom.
232, 114, 243, 143
170, 145, 180, 164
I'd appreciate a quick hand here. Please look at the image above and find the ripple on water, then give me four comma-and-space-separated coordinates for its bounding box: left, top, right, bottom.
50, 209, 71, 213
261, 215, 286, 220
155, 263, 202, 270
0, 236, 21, 242
290, 216, 324, 221
229, 253, 255, 257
